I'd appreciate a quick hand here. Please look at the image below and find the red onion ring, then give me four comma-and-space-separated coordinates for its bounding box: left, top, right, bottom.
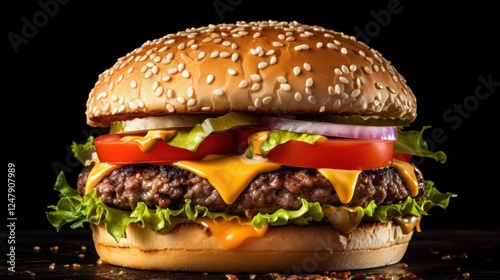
260, 117, 398, 140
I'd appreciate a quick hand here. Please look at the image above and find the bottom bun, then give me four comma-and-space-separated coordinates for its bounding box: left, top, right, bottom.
91, 221, 413, 273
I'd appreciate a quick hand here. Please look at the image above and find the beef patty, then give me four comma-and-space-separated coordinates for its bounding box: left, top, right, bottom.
77, 163, 425, 218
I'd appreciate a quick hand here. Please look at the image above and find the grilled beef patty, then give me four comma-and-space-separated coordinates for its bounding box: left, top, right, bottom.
77, 163, 425, 217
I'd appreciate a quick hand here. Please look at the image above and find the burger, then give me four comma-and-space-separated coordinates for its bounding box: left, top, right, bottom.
47, 20, 454, 273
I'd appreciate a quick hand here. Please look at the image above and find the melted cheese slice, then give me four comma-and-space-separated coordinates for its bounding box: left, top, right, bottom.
175, 155, 281, 204
120, 130, 176, 152
318, 169, 361, 204
84, 158, 124, 193
197, 217, 268, 249
391, 159, 421, 197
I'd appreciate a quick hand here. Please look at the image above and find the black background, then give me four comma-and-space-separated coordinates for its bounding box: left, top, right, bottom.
4, 0, 498, 231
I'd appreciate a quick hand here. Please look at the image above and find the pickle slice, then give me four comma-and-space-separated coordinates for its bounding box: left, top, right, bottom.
110, 115, 212, 134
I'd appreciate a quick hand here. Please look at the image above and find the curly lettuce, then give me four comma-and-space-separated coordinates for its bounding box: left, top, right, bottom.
46, 172, 455, 242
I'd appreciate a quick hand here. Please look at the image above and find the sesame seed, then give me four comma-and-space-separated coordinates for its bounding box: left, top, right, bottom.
272, 41, 284, 47
155, 86, 164, 96
130, 81, 138, 88
177, 43, 186, 50
258, 62, 268, 69
262, 96, 273, 105
362, 66, 372, 75
341, 65, 349, 74
254, 98, 262, 108
210, 51, 219, 58
228, 68, 237, 75
277, 76, 287, 83
181, 70, 190, 78
327, 43, 338, 50
303, 63, 311, 71
197, 52, 206, 60
334, 68, 343, 75
187, 98, 196, 106
305, 77, 313, 87
97, 91, 108, 100
177, 63, 185, 72
294, 44, 310, 51
161, 75, 170, 82
305, 87, 312, 95
341, 47, 347, 54
231, 53, 239, 62
308, 95, 317, 104
339, 76, 349, 84
351, 89, 360, 98
201, 106, 212, 111
349, 64, 357, 72
177, 97, 186, 104
250, 74, 261, 82
270, 56, 277, 65
206, 74, 215, 84
168, 68, 178, 75
334, 84, 341, 94
280, 83, 291, 91
294, 92, 302, 102
251, 83, 261, 91
167, 88, 173, 98
293, 66, 301, 75
167, 103, 175, 112
238, 80, 248, 88
220, 51, 231, 58
213, 88, 224, 96
187, 87, 194, 98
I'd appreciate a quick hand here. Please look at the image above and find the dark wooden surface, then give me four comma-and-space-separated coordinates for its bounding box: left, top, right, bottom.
1, 229, 499, 279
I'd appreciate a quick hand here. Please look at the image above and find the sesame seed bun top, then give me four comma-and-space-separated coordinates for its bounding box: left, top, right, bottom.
86, 20, 417, 127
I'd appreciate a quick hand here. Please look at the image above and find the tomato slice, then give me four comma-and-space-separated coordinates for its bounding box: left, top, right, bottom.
94, 131, 237, 164
393, 152, 411, 162
265, 139, 394, 170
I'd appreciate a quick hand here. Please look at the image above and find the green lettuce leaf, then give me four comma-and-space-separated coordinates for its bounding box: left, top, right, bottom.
47, 172, 455, 242
395, 126, 447, 163
71, 136, 95, 165
245, 130, 326, 158
167, 112, 261, 151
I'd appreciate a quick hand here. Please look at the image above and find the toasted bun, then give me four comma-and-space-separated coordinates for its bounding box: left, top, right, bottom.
91, 221, 413, 273
86, 20, 416, 127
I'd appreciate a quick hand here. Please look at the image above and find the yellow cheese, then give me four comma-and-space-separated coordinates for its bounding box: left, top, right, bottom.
120, 130, 176, 152
175, 155, 281, 204
391, 159, 421, 197
197, 217, 268, 249
318, 169, 361, 204
84, 158, 124, 193
322, 205, 364, 234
